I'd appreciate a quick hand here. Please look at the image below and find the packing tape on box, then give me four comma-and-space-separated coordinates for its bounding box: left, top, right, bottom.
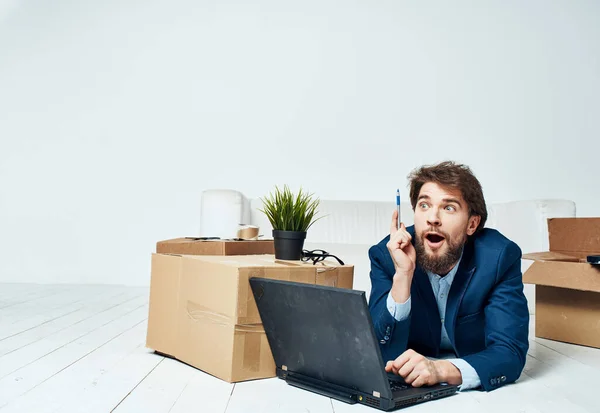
186, 302, 231, 325
186, 301, 265, 373
315, 263, 338, 273
236, 225, 259, 240
315, 260, 345, 268
234, 324, 265, 333
186, 301, 265, 374
243, 333, 262, 372
186, 301, 265, 332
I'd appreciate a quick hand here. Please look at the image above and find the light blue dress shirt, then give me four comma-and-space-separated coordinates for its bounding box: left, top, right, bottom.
386, 257, 481, 391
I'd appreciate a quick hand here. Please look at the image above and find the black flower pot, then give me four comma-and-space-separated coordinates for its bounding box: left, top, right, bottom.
272, 230, 307, 260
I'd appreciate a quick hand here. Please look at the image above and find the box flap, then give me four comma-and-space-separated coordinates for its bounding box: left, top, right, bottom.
523, 260, 600, 293
549, 218, 600, 253
522, 251, 582, 262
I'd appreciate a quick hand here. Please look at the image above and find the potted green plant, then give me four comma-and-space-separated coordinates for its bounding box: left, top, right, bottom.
259, 185, 323, 260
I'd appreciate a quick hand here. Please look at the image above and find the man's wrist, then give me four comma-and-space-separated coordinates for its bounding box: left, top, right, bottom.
435, 360, 463, 386
391, 271, 413, 303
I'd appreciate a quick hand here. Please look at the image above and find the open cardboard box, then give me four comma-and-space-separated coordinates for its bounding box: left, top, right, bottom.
523, 218, 600, 348
146, 254, 354, 383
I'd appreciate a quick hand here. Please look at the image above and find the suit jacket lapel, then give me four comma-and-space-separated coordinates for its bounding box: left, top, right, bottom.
445, 242, 477, 352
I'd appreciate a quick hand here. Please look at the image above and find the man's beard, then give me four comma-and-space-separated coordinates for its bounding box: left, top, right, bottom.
415, 228, 466, 275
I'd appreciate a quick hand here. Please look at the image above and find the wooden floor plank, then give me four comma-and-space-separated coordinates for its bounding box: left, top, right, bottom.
55, 348, 164, 413
524, 344, 598, 413
0, 287, 101, 330
0, 303, 148, 407
0, 321, 149, 413
468, 370, 591, 413
0, 289, 143, 357
0, 285, 91, 317
0, 284, 45, 302
0, 295, 148, 379
534, 337, 600, 370
0, 286, 127, 341
0, 285, 66, 311
226, 377, 333, 413
110, 357, 205, 413
168, 369, 234, 413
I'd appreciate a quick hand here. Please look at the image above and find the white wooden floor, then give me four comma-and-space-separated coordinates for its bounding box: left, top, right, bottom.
0, 285, 599, 413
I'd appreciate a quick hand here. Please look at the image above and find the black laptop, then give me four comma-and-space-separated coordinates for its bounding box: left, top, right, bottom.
249, 278, 458, 411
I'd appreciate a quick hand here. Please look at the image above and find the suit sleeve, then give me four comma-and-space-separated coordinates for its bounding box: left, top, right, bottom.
368, 243, 411, 363
462, 241, 530, 391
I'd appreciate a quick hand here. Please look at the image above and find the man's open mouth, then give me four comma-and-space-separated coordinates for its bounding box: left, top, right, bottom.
424, 232, 446, 249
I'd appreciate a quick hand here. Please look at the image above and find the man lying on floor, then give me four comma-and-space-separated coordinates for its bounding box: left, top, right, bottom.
368, 161, 529, 391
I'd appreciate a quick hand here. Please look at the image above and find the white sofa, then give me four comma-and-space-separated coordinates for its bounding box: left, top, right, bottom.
199, 189, 576, 314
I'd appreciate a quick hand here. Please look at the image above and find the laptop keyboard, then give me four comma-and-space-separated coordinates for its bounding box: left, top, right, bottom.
389, 380, 410, 391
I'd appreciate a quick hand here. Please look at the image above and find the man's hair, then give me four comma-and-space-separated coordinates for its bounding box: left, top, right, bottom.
407, 161, 487, 233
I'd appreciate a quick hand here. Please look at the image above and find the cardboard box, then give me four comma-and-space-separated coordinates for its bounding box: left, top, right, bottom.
523, 218, 600, 348
156, 237, 275, 256
146, 254, 354, 383
260, 255, 355, 290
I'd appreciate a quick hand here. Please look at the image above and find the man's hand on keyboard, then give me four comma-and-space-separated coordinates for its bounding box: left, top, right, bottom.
385, 349, 463, 387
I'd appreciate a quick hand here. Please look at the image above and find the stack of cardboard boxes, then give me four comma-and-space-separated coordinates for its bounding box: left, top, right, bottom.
146, 237, 354, 382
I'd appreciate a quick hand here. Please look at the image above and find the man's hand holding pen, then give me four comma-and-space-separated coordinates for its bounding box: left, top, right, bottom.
386, 209, 416, 304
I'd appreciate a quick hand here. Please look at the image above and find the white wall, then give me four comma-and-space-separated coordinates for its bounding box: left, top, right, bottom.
1, 0, 598, 285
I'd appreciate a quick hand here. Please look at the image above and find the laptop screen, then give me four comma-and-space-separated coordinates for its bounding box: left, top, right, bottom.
249, 278, 392, 399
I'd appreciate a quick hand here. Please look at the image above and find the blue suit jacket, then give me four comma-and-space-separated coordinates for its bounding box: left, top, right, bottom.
368, 226, 529, 391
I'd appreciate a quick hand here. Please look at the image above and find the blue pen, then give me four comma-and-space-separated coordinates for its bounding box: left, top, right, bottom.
396, 189, 401, 230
